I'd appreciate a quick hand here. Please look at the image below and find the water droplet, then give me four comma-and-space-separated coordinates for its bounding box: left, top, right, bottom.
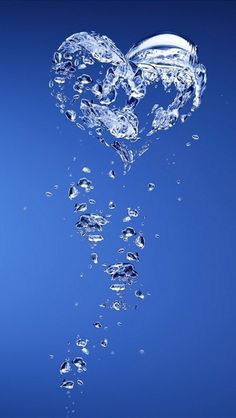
123, 216, 131, 222
54, 76, 65, 85
65, 110, 76, 122
89, 199, 96, 205
76, 214, 108, 237
77, 379, 84, 386
128, 208, 139, 217
88, 235, 104, 243
108, 170, 115, 179
135, 290, 145, 299
73, 357, 87, 372
135, 234, 145, 249
74, 203, 87, 212
45, 191, 53, 198
60, 361, 71, 374
60, 379, 74, 390
78, 177, 93, 192
68, 186, 79, 200
78, 74, 92, 85
121, 227, 136, 241
105, 263, 138, 285
81, 347, 89, 356
91, 252, 98, 264
76, 338, 88, 348
148, 182, 155, 191
100, 339, 108, 348
93, 321, 102, 329
82, 167, 91, 173
108, 201, 116, 209
76, 122, 85, 130
127, 252, 139, 262
110, 284, 126, 292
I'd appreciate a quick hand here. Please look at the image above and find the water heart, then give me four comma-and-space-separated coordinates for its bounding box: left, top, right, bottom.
50, 32, 206, 172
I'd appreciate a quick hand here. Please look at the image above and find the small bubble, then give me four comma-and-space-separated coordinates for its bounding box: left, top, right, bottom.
74, 203, 87, 212
60, 361, 71, 375
78, 177, 93, 192
68, 186, 79, 200
76, 338, 88, 348
176, 179, 181, 185
49, 354, 54, 360
128, 208, 139, 217
108, 169, 115, 179
135, 290, 145, 300
93, 321, 102, 329
155, 234, 160, 239
82, 167, 91, 174
139, 349, 145, 355
91, 253, 98, 264
123, 216, 131, 222
177, 196, 183, 202
65, 110, 76, 122
192, 134, 199, 140
81, 347, 89, 356
127, 251, 139, 262
89, 199, 96, 204
109, 201, 116, 209
88, 235, 104, 243
185, 141, 191, 147
148, 182, 155, 191
100, 339, 108, 348
60, 380, 74, 390
110, 283, 126, 292
45, 191, 53, 198
135, 234, 145, 249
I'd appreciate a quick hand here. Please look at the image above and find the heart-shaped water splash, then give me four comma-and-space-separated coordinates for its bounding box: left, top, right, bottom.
50, 32, 206, 171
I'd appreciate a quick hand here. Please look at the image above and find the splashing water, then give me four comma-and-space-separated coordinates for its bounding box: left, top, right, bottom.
50, 32, 206, 172
49, 31, 206, 405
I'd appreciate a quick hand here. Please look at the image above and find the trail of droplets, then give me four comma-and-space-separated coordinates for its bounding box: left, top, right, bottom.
58, 162, 148, 395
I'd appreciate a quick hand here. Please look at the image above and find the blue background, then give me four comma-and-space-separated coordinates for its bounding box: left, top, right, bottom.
1, 1, 236, 417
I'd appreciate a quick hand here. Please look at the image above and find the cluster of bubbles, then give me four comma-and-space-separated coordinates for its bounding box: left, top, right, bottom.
50, 31, 206, 172
58, 166, 150, 392
48, 32, 206, 411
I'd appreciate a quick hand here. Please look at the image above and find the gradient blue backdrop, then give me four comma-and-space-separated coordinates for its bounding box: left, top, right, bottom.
1, 1, 236, 417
